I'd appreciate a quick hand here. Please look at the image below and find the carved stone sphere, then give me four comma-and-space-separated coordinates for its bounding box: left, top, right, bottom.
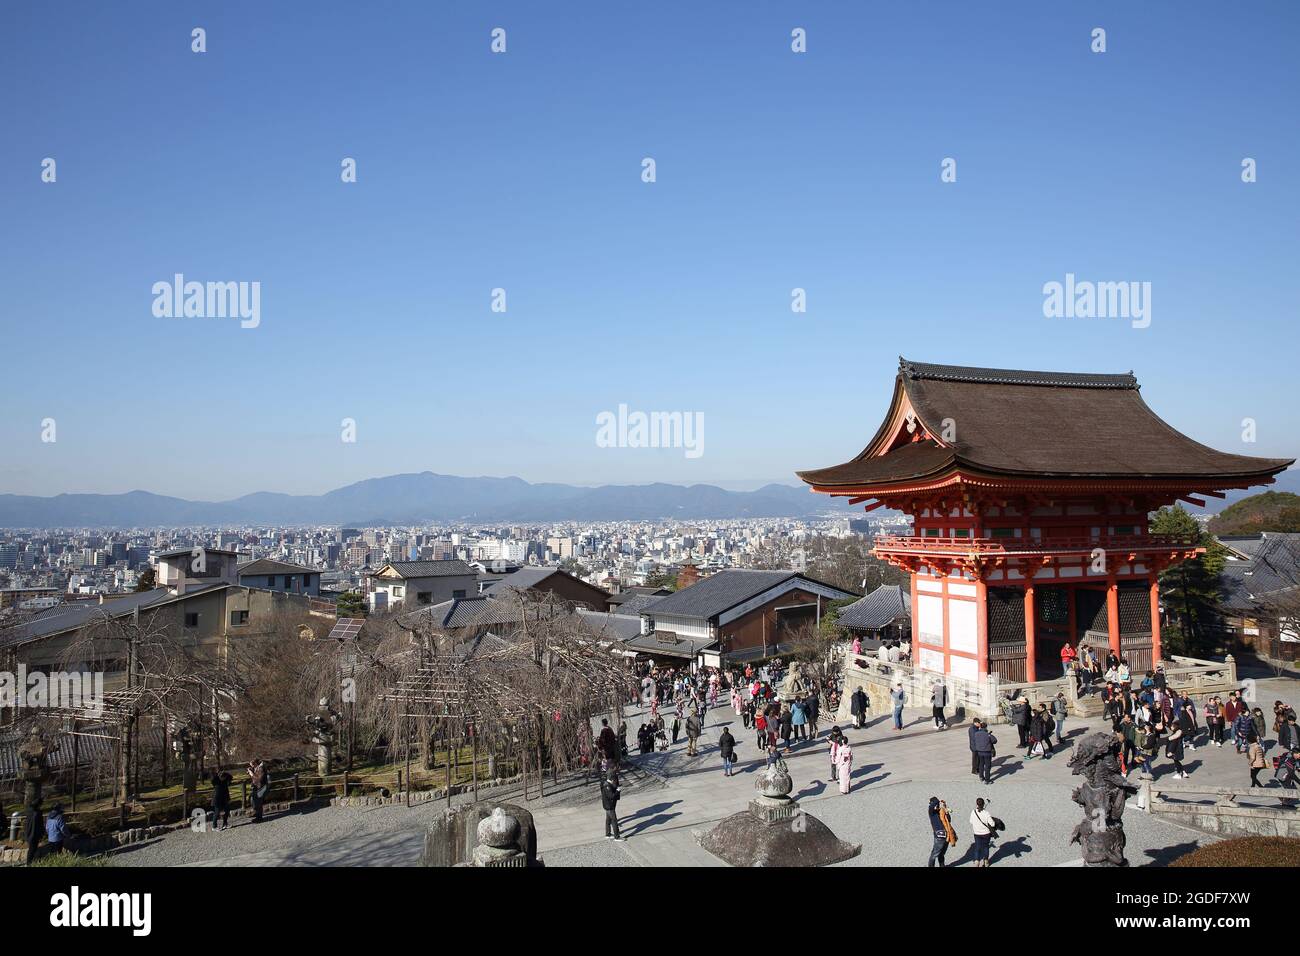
755, 760, 793, 800
477, 807, 521, 849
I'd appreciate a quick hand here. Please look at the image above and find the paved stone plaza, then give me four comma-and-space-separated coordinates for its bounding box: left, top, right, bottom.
106, 672, 1300, 867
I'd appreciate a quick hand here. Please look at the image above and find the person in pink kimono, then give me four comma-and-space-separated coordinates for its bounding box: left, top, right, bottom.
828, 727, 842, 782
836, 738, 853, 794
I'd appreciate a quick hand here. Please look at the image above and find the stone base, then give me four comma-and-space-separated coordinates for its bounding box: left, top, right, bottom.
748, 797, 800, 824
697, 808, 861, 867
421, 800, 540, 867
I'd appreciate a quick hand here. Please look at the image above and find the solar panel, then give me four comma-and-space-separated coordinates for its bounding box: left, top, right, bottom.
327, 617, 365, 642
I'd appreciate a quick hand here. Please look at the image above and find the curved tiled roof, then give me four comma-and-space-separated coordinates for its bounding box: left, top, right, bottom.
798, 358, 1293, 488
837, 584, 911, 632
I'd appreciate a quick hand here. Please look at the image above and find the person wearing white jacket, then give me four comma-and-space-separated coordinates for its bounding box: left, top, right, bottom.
969, 798, 997, 867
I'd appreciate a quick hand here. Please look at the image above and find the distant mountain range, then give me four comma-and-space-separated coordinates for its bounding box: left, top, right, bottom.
3, 467, 1292, 529
0, 472, 853, 528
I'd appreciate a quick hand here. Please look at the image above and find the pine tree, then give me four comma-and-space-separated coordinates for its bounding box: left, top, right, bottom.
1150, 505, 1226, 656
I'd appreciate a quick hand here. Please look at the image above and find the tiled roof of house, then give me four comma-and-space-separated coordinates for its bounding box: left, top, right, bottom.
642, 570, 853, 622
376, 560, 474, 579
836, 584, 911, 632
1220, 533, 1300, 611
237, 558, 318, 576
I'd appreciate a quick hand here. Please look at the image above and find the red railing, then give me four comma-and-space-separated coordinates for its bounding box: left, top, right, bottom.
873, 533, 1200, 557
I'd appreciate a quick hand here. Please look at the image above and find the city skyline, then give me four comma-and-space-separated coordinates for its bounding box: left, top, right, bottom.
3, 2, 1297, 499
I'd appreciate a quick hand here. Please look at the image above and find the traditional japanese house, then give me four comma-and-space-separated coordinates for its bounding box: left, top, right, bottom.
798, 359, 1292, 683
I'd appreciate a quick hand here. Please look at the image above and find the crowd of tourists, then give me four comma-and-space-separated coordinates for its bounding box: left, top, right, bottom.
613, 642, 1300, 862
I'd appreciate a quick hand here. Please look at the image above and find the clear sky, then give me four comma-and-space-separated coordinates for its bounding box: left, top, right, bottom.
2, 1, 1296, 501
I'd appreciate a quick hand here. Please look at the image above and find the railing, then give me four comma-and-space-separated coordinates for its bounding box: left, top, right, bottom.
307, 597, 338, 616
1141, 779, 1298, 811
1161, 654, 1238, 693
841, 649, 1064, 719
873, 533, 1200, 557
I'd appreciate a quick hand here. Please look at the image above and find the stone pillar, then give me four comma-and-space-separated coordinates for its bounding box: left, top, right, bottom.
1148, 575, 1162, 666
316, 742, 332, 777
1024, 584, 1037, 683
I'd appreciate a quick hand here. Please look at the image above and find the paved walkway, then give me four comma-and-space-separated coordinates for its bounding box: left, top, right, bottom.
108, 676, 1300, 867
539, 675, 1300, 867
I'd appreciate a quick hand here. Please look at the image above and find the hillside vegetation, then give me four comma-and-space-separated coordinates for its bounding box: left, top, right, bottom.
1208, 491, 1300, 536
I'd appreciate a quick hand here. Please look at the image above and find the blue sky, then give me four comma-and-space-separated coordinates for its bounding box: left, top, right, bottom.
2, 1, 1296, 500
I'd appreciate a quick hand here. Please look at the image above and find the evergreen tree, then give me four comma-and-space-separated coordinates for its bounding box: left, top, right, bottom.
1150, 505, 1226, 656
336, 591, 366, 617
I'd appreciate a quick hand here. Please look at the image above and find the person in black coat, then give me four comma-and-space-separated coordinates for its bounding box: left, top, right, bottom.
600, 771, 623, 840
850, 688, 868, 729
211, 770, 232, 830
1011, 697, 1030, 748
972, 725, 998, 784
968, 720, 982, 775
719, 728, 737, 776
1028, 707, 1052, 759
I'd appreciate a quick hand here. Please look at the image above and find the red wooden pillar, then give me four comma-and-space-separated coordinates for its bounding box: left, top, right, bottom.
1024, 583, 1037, 683
1106, 576, 1121, 658
1149, 573, 1162, 665
975, 576, 989, 678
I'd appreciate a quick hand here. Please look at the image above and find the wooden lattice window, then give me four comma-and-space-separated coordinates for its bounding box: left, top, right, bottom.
1039, 586, 1069, 626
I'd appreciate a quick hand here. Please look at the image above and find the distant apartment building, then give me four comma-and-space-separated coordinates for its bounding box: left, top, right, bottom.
0, 548, 318, 695
367, 560, 477, 609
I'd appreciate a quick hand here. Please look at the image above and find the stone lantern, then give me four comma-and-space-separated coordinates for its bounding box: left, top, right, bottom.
472, 807, 526, 867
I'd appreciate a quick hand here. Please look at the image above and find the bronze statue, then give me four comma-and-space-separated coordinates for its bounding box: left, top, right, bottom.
1068, 731, 1138, 866
779, 661, 814, 701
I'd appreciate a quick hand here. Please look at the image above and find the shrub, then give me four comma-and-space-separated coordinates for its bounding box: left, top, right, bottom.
1169, 837, 1300, 867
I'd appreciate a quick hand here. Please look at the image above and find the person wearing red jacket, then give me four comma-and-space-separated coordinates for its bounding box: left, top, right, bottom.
1223, 692, 1245, 748
1060, 642, 1078, 678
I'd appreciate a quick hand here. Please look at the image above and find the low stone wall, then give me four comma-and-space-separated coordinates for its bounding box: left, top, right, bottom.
1147, 803, 1300, 839
330, 774, 522, 809
1140, 778, 1300, 839
836, 653, 1067, 725
0, 796, 304, 865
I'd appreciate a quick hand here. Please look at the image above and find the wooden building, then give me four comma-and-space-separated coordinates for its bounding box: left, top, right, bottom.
798, 359, 1292, 683
485, 566, 610, 611
640, 569, 856, 662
